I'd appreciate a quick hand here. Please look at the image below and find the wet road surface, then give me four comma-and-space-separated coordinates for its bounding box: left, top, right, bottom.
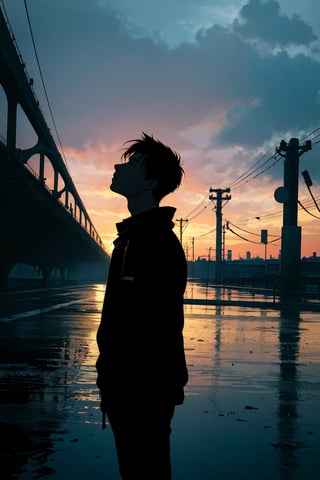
1, 283, 320, 479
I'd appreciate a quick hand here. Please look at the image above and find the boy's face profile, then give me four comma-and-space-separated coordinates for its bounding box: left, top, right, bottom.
110, 152, 149, 198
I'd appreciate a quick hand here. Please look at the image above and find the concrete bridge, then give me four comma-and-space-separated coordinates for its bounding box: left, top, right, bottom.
0, 6, 109, 287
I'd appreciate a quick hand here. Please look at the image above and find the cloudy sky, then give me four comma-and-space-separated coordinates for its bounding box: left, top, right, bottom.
2, 0, 320, 260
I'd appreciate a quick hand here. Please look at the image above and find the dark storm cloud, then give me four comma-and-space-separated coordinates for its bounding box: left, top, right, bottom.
233, 0, 317, 47
189, 21, 320, 149
216, 49, 320, 148
4, 0, 320, 154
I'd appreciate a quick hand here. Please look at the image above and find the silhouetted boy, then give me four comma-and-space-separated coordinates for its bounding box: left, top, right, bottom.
96, 132, 188, 479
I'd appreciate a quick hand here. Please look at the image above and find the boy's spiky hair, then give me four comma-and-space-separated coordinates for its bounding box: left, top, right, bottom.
121, 132, 184, 202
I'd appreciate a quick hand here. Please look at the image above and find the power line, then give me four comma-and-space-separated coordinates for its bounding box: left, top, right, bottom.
228, 148, 274, 188
239, 212, 283, 225
301, 127, 320, 142
227, 126, 320, 192
227, 224, 281, 246
227, 220, 279, 237
230, 152, 281, 190
184, 227, 216, 241
184, 191, 209, 218
197, 228, 216, 239
227, 225, 262, 244
228, 141, 279, 189
299, 195, 320, 211
183, 128, 320, 226
187, 201, 212, 222
298, 200, 320, 219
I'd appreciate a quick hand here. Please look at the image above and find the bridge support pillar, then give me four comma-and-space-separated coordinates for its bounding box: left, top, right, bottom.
0, 261, 14, 289
41, 264, 53, 287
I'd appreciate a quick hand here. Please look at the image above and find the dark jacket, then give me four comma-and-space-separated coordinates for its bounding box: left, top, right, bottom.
96, 207, 188, 409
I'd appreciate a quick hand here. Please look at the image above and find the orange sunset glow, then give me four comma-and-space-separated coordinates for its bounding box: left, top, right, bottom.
65, 140, 320, 261
3, 0, 320, 263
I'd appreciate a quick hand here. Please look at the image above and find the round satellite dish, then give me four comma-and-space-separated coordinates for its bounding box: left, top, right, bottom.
274, 186, 288, 203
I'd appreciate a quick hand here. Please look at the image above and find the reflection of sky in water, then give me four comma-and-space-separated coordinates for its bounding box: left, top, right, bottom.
1, 282, 320, 479
185, 282, 282, 303
182, 287, 320, 479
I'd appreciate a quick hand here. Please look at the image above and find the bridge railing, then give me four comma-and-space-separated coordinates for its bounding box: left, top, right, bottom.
0, 3, 49, 134
22, 159, 104, 248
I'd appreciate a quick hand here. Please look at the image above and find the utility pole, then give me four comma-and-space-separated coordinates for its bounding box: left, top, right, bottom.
274, 138, 312, 294
209, 187, 231, 284
189, 236, 195, 277
222, 224, 226, 264
190, 237, 195, 262
176, 218, 188, 245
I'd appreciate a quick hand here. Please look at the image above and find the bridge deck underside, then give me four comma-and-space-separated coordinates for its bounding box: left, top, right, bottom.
1, 154, 109, 279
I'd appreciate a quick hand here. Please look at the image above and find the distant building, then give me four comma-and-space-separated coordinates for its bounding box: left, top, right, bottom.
188, 253, 320, 285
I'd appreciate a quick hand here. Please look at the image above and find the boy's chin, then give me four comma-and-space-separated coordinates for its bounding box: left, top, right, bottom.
110, 182, 118, 192
110, 183, 125, 196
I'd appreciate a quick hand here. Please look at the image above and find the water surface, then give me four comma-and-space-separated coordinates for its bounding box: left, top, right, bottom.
1, 282, 319, 479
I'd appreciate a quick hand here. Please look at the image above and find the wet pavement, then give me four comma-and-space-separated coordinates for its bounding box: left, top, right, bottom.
0, 282, 320, 479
